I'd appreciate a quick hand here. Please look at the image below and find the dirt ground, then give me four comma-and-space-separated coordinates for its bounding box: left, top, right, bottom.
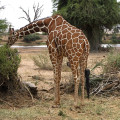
0, 47, 120, 120
18, 47, 106, 91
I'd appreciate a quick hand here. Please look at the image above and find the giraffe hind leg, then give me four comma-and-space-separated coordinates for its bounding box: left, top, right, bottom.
69, 61, 80, 107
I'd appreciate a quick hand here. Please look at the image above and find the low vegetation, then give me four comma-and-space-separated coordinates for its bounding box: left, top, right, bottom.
32, 53, 71, 72
23, 33, 41, 43
90, 49, 120, 96
33, 54, 53, 70
92, 49, 120, 74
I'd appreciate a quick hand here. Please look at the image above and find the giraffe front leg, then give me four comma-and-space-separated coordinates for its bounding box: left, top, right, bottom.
74, 71, 80, 107
53, 66, 60, 106
51, 56, 63, 108
70, 61, 80, 107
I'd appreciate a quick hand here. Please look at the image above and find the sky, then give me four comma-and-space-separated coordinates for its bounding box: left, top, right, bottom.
0, 0, 120, 30
0, 0, 53, 29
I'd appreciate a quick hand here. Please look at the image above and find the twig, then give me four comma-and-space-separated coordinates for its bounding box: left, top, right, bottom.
0, 98, 13, 107
23, 84, 34, 102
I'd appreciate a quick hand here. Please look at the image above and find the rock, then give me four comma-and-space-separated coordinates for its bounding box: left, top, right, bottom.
22, 81, 37, 95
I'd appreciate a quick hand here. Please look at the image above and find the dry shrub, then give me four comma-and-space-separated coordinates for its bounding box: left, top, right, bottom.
33, 54, 53, 70
104, 49, 120, 73
91, 49, 120, 74
90, 49, 120, 96
33, 54, 71, 72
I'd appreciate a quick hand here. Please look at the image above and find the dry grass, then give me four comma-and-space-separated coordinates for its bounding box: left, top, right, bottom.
0, 96, 120, 120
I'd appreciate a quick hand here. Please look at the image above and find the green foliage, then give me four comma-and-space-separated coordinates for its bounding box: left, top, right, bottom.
0, 19, 8, 33
0, 45, 21, 79
23, 33, 41, 43
0, 2, 8, 37
53, 0, 120, 50
110, 33, 120, 44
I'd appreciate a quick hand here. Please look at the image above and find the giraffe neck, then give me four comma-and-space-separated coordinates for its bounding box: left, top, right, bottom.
16, 17, 52, 38
15, 15, 65, 37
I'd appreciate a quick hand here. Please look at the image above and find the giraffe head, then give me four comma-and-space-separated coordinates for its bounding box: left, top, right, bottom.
7, 27, 18, 46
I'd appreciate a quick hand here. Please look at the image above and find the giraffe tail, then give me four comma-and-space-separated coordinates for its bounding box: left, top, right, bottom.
85, 69, 90, 99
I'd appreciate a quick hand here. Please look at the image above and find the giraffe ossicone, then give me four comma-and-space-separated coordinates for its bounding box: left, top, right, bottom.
7, 14, 90, 107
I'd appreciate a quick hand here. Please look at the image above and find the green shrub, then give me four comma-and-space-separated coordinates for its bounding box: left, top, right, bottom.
23, 33, 41, 43
0, 45, 21, 91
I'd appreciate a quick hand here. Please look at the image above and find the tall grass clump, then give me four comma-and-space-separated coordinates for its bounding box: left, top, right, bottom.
33, 54, 53, 70
0, 45, 21, 92
91, 49, 120, 74
104, 50, 120, 73
33, 54, 71, 72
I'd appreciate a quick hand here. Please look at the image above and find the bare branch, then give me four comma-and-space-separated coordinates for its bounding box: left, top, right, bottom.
19, 3, 43, 23
19, 7, 32, 23
33, 3, 43, 21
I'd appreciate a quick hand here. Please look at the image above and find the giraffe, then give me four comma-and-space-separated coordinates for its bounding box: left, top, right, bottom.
7, 15, 90, 107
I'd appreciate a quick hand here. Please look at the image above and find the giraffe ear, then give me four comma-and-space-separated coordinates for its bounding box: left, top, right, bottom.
11, 28, 15, 35
9, 26, 15, 35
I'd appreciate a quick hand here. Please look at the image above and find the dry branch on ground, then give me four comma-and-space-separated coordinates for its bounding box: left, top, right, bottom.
90, 73, 120, 96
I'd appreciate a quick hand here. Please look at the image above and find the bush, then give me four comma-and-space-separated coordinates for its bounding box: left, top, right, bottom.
91, 49, 120, 74
23, 33, 41, 43
104, 50, 120, 73
0, 45, 21, 91
33, 54, 53, 70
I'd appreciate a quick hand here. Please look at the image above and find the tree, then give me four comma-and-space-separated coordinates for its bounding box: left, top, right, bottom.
52, 0, 120, 50
0, 2, 8, 36
19, 3, 43, 23
0, 19, 7, 33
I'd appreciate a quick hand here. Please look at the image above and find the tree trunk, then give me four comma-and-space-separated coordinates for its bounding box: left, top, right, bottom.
84, 26, 103, 51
